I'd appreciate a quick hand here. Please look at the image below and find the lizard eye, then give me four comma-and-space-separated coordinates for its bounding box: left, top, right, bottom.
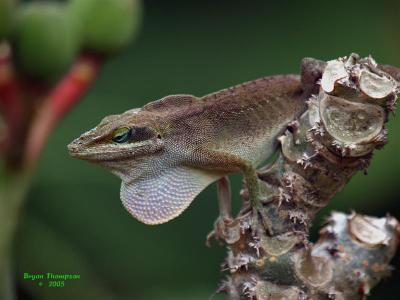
112, 127, 131, 143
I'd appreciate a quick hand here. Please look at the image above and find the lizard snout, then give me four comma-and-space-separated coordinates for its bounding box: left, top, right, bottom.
68, 127, 102, 158
67, 132, 94, 158
67, 138, 85, 157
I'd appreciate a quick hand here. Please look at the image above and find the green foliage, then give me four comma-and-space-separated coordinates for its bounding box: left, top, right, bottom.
0, 0, 16, 39
13, 2, 77, 78
68, 0, 142, 53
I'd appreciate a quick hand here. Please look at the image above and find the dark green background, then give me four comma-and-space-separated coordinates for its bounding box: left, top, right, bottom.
15, 0, 400, 299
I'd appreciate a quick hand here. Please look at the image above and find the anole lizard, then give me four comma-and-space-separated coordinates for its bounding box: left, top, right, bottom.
68, 74, 306, 227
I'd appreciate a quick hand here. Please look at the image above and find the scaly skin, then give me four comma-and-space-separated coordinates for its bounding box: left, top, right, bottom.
68, 75, 306, 225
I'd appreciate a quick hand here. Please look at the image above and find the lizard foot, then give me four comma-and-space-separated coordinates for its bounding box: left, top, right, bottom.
206, 215, 241, 246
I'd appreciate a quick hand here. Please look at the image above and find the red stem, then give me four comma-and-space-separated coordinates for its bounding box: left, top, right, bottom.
0, 42, 23, 155
24, 52, 104, 166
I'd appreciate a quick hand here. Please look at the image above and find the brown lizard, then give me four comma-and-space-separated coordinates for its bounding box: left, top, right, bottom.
68, 74, 306, 227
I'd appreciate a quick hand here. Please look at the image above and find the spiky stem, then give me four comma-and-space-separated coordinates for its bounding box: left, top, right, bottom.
212, 54, 400, 300
0, 168, 32, 300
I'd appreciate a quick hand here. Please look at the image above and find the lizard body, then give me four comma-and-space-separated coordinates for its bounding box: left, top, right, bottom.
68, 75, 305, 225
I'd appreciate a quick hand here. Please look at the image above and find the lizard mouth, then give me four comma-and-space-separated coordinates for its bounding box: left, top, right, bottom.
67, 142, 99, 161
67, 143, 132, 162
67, 137, 163, 162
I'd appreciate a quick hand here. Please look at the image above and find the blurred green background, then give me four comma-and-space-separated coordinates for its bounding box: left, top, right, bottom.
14, 0, 400, 299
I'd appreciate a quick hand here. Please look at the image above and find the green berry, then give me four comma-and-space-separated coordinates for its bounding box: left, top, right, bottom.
68, 0, 142, 53
14, 3, 78, 78
0, 0, 16, 39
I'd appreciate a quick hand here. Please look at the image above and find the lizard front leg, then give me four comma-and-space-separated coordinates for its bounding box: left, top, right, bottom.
189, 148, 274, 234
216, 176, 232, 219
206, 176, 233, 246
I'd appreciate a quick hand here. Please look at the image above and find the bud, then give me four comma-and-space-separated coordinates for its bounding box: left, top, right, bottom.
68, 0, 142, 54
14, 2, 78, 78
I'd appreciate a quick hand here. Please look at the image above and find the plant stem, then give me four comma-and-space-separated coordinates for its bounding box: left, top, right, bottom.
0, 167, 32, 300
0, 42, 24, 164
0, 50, 104, 299
1, 259, 15, 300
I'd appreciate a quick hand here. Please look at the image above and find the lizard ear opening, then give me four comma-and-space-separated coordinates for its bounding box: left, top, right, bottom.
120, 166, 222, 225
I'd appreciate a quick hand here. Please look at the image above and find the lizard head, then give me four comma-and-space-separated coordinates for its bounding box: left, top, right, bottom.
67, 95, 222, 226
67, 108, 164, 175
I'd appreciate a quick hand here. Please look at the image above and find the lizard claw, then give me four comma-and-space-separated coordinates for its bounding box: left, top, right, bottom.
206, 216, 226, 247
206, 215, 242, 246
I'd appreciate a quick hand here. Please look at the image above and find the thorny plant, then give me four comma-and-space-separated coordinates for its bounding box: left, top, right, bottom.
208, 54, 400, 300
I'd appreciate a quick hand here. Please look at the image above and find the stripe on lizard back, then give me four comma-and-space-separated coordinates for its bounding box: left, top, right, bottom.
140, 75, 304, 128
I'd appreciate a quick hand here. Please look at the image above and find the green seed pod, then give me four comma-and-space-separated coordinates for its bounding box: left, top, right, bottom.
68, 0, 142, 53
0, 0, 16, 39
14, 2, 78, 78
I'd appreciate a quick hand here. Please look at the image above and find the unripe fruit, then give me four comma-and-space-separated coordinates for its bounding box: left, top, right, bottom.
0, 0, 16, 39
14, 3, 77, 78
68, 0, 142, 53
